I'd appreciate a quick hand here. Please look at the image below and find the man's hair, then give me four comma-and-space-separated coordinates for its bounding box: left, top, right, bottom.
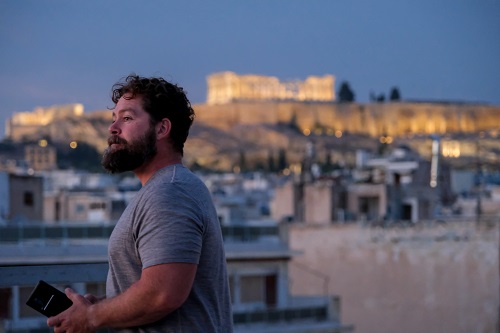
111, 74, 195, 155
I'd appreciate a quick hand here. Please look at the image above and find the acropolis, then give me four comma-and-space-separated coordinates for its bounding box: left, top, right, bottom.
5, 73, 500, 152
206, 71, 335, 104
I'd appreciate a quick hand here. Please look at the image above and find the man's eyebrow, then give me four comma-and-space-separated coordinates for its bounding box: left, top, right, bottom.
112, 108, 137, 117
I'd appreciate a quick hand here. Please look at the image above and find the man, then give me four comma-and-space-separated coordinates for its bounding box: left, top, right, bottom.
47, 75, 233, 332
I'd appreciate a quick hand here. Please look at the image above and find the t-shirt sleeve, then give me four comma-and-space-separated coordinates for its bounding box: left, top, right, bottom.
133, 189, 204, 269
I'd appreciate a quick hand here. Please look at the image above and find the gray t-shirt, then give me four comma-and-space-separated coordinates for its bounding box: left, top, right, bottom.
106, 164, 233, 332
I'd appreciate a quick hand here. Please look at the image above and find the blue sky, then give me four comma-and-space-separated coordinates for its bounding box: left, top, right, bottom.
1, 0, 499, 138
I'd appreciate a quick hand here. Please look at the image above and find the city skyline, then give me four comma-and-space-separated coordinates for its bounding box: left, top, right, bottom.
1, 0, 499, 139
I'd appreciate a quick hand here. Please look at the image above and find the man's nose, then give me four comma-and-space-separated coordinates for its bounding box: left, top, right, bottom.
108, 122, 120, 135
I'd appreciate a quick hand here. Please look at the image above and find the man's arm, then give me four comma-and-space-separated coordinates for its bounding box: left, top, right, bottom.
48, 263, 197, 332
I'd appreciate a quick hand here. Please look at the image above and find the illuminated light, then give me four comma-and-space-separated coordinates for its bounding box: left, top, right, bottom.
385, 136, 393, 144
303, 128, 311, 136
335, 130, 342, 138
430, 180, 437, 188
290, 163, 302, 174
38, 139, 48, 147
379, 136, 386, 144
233, 166, 241, 174
442, 141, 460, 158
282, 168, 291, 176
69, 141, 78, 149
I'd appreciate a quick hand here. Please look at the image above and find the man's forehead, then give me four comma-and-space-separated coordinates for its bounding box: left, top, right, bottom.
114, 95, 143, 112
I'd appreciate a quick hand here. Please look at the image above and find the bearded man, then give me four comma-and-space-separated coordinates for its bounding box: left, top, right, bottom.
47, 75, 233, 333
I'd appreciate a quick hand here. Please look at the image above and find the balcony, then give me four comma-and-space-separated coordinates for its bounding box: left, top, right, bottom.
0, 223, 353, 333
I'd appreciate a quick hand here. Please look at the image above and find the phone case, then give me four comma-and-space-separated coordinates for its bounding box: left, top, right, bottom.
25, 280, 73, 317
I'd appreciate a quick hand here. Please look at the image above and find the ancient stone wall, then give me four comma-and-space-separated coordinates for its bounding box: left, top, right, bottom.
195, 101, 500, 137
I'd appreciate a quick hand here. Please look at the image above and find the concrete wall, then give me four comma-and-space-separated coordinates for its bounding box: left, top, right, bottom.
9, 174, 44, 221
304, 182, 333, 225
289, 222, 499, 333
271, 181, 296, 222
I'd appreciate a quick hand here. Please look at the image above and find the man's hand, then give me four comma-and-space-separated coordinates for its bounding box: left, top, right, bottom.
47, 288, 97, 333
83, 293, 101, 304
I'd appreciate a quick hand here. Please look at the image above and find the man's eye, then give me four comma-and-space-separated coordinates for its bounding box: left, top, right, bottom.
123, 116, 132, 121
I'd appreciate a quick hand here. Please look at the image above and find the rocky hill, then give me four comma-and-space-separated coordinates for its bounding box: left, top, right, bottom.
4, 109, 379, 172
185, 122, 375, 171
6, 100, 500, 172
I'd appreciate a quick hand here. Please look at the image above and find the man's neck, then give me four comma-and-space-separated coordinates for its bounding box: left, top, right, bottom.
134, 153, 183, 185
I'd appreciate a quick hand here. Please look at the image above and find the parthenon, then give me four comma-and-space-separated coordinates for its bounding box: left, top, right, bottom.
206, 71, 335, 105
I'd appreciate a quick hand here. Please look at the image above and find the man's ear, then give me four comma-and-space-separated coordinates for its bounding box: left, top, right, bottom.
156, 118, 172, 139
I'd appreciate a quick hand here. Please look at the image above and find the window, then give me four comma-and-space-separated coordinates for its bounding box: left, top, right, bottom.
240, 275, 265, 303
23, 192, 34, 206
75, 204, 85, 213
0, 288, 11, 318
89, 202, 106, 210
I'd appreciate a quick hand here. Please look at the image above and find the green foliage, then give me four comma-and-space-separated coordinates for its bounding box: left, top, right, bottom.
56, 142, 103, 172
267, 150, 277, 172
338, 81, 355, 102
277, 148, 287, 171
389, 87, 401, 101
288, 113, 301, 133
0, 140, 17, 153
238, 150, 248, 172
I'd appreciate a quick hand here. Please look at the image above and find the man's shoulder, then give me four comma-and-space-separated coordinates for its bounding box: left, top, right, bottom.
141, 165, 208, 202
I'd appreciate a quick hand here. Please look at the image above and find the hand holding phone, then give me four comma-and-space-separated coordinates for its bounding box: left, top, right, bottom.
26, 280, 73, 317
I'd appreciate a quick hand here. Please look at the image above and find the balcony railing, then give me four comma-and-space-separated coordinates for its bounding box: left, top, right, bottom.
0, 223, 281, 243
0, 263, 352, 333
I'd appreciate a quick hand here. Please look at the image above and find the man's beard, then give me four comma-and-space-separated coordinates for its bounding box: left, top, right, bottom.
101, 127, 157, 173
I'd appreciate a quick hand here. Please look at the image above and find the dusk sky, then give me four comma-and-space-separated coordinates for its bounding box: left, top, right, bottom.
1, 0, 499, 138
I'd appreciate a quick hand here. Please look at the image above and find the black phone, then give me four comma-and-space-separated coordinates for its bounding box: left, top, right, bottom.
25, 280, 73, 317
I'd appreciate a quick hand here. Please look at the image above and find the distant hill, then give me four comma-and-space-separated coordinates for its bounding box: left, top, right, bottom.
5, 100, 500, 172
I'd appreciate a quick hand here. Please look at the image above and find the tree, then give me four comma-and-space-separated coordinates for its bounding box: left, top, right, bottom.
238, 150, 247, 172
56, 141, 102, 172
337, 81, 355, 102
267, 150, 276, 172
277, 148, 287, 171
288, 113, 301, 133
389, 87, 401, 101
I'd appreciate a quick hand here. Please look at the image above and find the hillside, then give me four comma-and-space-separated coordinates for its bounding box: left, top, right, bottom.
6, 100, 500, 172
